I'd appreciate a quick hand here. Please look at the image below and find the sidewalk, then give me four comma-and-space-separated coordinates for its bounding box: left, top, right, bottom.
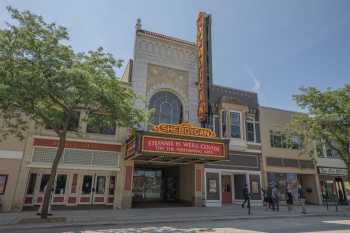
0, 205, 349, 231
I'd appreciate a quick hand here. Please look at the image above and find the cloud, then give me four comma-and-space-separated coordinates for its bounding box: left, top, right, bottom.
244, 65, 261, 93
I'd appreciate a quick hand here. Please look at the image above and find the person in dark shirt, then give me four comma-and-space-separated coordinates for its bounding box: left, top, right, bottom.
286, 188, 294, 212
241, 184, 250, 208
298, 185, 306, 214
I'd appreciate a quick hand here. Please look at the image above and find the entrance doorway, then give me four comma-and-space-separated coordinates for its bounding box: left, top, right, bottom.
132, 166, 179, 206
221, 175, 232, 204
79, 173, 114, 205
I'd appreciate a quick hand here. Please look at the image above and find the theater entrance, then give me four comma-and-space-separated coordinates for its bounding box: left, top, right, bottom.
132, 165, 181, 207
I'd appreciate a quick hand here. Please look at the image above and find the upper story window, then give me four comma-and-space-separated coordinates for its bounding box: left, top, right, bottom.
270, 130, 303, 150
45, 111, 80, 131
220, 111, 242, 139
149, 91, 183, 125
246, 121, 261, 143
87, 113, 116, 135
230, 112, 241, 138
317, 141, 340, 159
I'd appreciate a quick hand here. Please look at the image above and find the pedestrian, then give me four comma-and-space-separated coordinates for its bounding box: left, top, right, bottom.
272, 185, 280, 212
262, 187, 267, 210
241, 184, 250, 208
298, 184, 306, 214
266, 184, 273, 210
286, 188, 294, 212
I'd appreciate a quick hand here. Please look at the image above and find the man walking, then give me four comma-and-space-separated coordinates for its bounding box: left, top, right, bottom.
298, 184, 306, 214
241, 184, 250, 208
272, 185, 280, 212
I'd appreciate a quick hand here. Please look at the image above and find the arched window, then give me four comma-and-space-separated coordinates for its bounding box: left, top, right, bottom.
149, 91, 183, 125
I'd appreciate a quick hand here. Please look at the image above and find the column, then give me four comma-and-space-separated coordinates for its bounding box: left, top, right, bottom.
114, 158, 134, 209
194, 163, 204, 207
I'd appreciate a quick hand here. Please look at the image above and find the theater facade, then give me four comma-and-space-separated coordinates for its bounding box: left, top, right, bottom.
117, 12, 264, 208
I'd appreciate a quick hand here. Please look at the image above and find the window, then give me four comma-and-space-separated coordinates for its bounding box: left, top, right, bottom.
325, 143, 340, 159
149, 91, 183, 125
270, 131, 303, 150
213, 115, 220, 137
39, 174, 50, 193
246, 122, 254, 142
230, 112, 241, 138
55, 175, 67, 194
109, 176, 116, 195
26, 173, 37, 195
221, 111, 227, 137
46, 111, 80, 131
95, 176, 106, 194
82, 175, 93, 194
87, 113, 116, 135
0, 175, 8, 195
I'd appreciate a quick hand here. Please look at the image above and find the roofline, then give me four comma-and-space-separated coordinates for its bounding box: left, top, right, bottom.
212, 84, 258, 96
260, 105, 305, 115
137, 29, 195, 47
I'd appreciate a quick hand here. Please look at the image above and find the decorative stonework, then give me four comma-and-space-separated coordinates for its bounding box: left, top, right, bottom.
147, 63, 189, 102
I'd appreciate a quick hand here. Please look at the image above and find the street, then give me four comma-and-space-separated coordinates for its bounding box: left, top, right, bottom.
2, 215, 350, 233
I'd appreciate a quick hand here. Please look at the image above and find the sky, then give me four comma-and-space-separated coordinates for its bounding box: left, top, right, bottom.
1, 0, 349, 111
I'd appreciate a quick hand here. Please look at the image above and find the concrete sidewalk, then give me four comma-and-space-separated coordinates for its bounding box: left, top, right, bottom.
0, 205, 348, 231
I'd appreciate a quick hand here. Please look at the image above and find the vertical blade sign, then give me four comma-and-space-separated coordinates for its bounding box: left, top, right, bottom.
196, 12, 212, 124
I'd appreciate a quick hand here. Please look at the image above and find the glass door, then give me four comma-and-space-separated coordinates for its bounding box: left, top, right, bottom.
133, 169, 162, 202
80, 175, 94, 204
93, 175, 107, 204
222, 175, 232, 204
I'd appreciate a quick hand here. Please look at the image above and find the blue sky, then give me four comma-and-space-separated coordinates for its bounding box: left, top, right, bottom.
1, 0, 349, 111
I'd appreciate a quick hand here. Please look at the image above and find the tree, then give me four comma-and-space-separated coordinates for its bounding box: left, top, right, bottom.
0, 7, 147, 219
288, 86, 350, 181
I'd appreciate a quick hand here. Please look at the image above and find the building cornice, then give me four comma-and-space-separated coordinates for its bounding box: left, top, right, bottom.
137, 29, 195, 47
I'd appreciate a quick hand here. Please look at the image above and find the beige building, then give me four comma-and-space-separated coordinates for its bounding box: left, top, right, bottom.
0, 113, 130, 212
0, 132, 27, 211
260, 106, 321, 204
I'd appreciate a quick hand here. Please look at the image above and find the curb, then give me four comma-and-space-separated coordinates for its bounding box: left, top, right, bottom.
0, 212, 347, 232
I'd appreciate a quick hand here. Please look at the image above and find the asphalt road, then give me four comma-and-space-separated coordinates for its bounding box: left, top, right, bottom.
2, 215, 350, 233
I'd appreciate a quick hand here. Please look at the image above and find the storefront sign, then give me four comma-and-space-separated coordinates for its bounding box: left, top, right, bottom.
151, 123, 216, 138
142, 136, 225, 158
319, 167, 347, 176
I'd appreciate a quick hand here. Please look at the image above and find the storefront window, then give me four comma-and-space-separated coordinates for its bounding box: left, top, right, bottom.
82, 175, 93, 194
95, 176, 106, 194
206, 173, 220, 200
39, 174, 50, 193
26, 173, 37, 195
0, 175, 8, 195
234, 174, 246, 199
55, 175, 67, 194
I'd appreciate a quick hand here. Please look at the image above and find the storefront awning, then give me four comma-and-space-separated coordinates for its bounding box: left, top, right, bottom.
126, 124, 228, 164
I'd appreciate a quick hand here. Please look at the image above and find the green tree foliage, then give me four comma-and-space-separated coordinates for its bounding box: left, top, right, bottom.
289, 86, 350, 180
0, 7, 147, 218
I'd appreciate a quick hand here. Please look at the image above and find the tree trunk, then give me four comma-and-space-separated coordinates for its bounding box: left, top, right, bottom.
40, 133, 66, 219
